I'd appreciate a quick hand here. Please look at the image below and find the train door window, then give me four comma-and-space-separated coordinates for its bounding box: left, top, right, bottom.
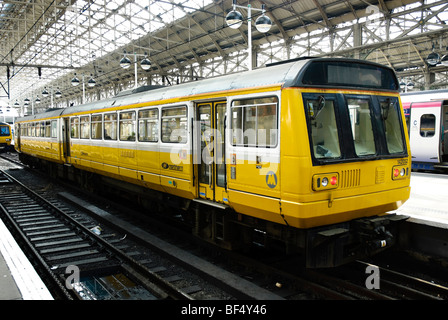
45, 121, 51, 138
138, 108, 158, 142
304, 95, 341, 159
51, 120, 58, 138
119, 111, 136, 141
80, 116, 90, 139
104, 113, 117, 140
420, 114, 435, 137
91, 114, 102, 140
347, 98, 376, 156
161, 106, 187, 143
231, 96, 278, 147
380, 98, 405, 154
71, 117, 79, 138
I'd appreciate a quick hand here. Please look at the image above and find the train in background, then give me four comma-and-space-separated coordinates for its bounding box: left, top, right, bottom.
14, 58, 411, 268
0, 122, 12, 151
401, 89, 448, 171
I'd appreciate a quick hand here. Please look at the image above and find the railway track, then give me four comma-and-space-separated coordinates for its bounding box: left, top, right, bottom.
0, 168, 206, 300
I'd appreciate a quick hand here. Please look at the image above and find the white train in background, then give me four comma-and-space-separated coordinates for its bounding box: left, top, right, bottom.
401, 89, 448, 171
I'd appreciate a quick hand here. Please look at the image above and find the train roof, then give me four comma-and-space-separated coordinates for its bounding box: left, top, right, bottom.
17, 58, 398, 122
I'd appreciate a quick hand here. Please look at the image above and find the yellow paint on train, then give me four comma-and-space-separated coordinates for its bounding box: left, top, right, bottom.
14, 58, 411, 232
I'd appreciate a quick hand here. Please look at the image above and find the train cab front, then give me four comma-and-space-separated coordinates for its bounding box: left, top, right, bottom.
282, 80, 412, 267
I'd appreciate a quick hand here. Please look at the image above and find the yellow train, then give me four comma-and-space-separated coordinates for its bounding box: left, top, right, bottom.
0, 122, 12, 151
15, 58, 411, 267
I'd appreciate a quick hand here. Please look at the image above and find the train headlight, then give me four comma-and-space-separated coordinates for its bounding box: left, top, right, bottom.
392, 165, 408, 180
312, 173, 338, 191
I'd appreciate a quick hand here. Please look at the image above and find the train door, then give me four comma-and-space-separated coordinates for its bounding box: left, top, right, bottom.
442, 101, 448, 162
62, 117, 71, 163
196, 101, 227, 203
408, 101, 441, 164
14, 123, 20, 152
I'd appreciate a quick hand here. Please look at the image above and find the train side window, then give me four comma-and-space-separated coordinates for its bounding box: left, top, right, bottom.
71, 117, 79, 138
138, 108, 158, 142
80, 116, 90, 139
104, 113, 117, 140
120, 111, 136, 141
305, 96, 341, 159
37, 122, 42, 137
45, 121, 51, 138
420, 114, 435, 137
51, 120, 58, 138
347, 98, 376, 156
30, 123, 35, 137
162, 106, 187, 143
91, 114, 102, 140
231, 96, 278, 147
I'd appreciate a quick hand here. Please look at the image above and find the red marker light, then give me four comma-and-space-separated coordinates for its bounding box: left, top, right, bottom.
393, 169, 399, 177
330, 176, 337, 185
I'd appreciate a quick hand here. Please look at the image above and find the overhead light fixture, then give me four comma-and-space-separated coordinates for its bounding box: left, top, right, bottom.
55, 88, 62, 98
24, 98, 30, 105
87, 74, 96, 88
226, 9, 244, 29
426, 52, 440, 66
399, 81, 406, 89
35, 97, 41, 104
71, 73, 80, 86
255, 5, 272, 33
140, 53, 152, 71
42, 88, 49, 98
14, 101, 19, 106
120, 51, 132, 69
441, 54, 448, 66
407, 81, 415, 90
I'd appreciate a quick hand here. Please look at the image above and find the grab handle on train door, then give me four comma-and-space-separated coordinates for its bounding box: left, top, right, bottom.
209, 160, 213, 188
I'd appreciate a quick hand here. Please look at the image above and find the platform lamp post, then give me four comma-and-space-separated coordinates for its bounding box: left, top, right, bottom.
120, 51, 152, 89
225, 0, 272, 71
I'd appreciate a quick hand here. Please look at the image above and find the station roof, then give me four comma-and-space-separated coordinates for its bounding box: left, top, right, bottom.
0, 0, 447, 113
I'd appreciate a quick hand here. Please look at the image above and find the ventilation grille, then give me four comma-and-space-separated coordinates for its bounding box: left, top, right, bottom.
340, 169, 361, 188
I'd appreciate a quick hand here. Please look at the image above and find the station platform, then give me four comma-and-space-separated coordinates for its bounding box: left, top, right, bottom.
0, 217, 53, 300
393, 171, 448, 228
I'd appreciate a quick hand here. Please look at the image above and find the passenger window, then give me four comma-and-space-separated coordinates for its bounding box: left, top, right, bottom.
420, 114, 435, 137
80, 116, 90, 139
347, 98, 376, 156
104, 113, 117, 140
51, 120, 58, 138
162, 106, 187, 143
120, 111, 136, 141
138, 109, 158, 142
45, 121, 51, 138
380, 98, 405, 154
306, 96, 341, 159
38, 122, 43, 137
70, 117, 79, 138
91, 115, 102, 140
231, 96, 278, 147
